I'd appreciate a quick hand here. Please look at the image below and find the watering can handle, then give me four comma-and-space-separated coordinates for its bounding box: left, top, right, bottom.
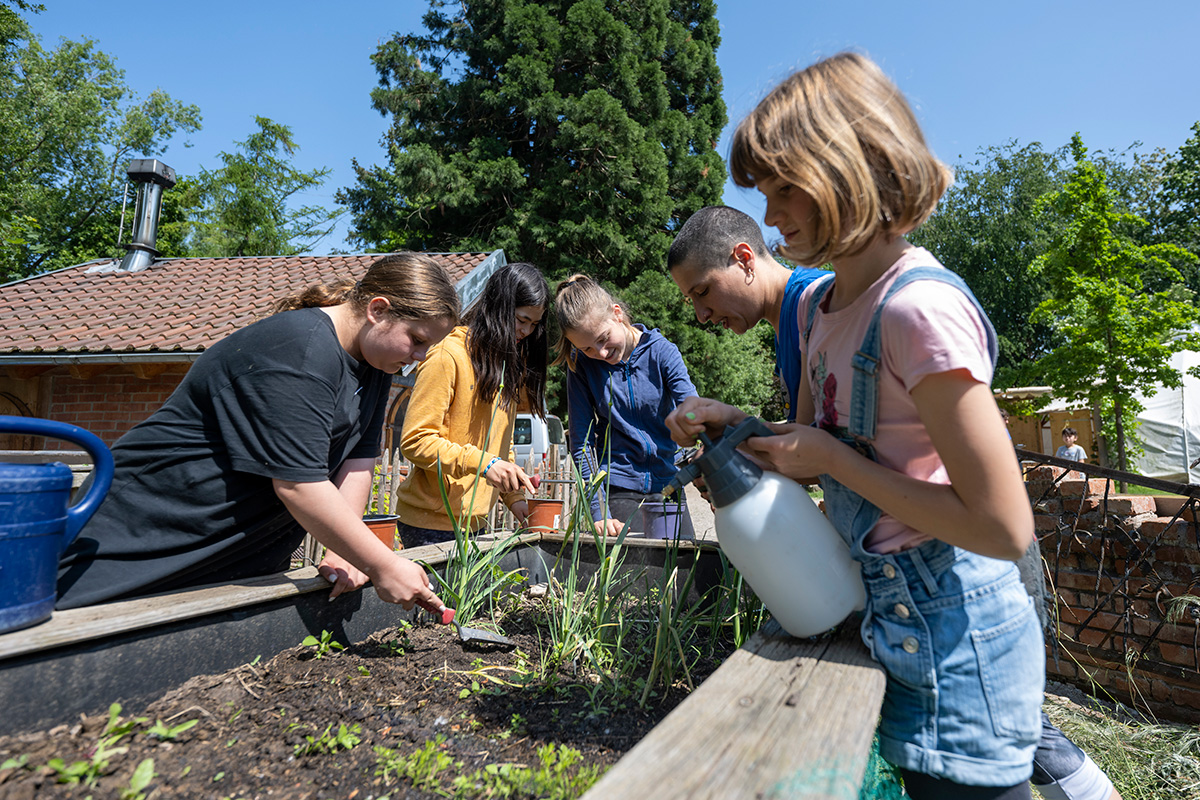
0, 415, 115, 545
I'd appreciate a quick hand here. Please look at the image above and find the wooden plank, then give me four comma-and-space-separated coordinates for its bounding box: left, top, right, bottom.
0, 533, 544, 662
0, 449, 92, 464
582, 619, 885, 800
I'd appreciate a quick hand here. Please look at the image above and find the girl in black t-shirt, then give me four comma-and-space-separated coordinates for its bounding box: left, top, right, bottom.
58, 253, 460, 614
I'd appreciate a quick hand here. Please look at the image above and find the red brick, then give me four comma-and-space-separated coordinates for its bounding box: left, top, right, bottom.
1080, 495, 1157, 516
1170, 684, 1200, 712
1138, 518, 1194, 545
1061, 478, 1111, 497
1035, 514, 1065, 532
1032, 498, 1063, 515
1158, 642, 1200, 669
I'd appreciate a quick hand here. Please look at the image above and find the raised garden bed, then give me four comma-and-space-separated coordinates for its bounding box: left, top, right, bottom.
0, 533, 886, 799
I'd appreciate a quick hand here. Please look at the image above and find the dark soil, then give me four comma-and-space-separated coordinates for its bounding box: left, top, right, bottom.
0, 613, 725, 800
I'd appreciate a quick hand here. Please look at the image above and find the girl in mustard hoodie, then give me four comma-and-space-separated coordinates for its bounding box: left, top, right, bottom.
395, 262, 549, 546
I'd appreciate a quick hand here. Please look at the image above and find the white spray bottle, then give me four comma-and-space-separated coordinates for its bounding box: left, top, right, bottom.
667, 417, 865, 637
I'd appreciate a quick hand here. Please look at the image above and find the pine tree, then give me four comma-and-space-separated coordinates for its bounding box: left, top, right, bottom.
339, 0, 725, 282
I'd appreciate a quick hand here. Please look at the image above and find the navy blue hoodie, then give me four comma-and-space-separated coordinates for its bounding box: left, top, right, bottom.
566, 325, 697, 521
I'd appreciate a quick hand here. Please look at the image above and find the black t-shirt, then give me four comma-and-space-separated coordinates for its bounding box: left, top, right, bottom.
57, 308, 390, 608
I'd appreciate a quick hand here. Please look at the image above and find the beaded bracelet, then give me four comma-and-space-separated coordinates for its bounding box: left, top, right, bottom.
483, 456, 501, 475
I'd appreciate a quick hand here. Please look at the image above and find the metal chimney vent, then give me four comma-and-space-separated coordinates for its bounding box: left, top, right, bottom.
118, 158, 177, 272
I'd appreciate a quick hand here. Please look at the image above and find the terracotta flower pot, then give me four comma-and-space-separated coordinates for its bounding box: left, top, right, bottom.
362, 514, 400, 550
524, 498, 564, 532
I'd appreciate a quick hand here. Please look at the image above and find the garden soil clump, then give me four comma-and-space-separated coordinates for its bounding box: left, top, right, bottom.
0, 617, 724, 799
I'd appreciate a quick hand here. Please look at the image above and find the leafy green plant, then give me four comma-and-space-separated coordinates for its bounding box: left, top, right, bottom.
47, 703, 146, 787
375, 735, 457, 789
147, 718, 199, 741
120, 758, 156, 800
451, 743, 604, 799
381, 620, 413, 655
301, 629, 345, 658
1, 755, 29, 771
294, 723, 362, 757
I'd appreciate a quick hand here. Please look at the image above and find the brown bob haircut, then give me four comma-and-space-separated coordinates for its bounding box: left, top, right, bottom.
730, 52, 952, 266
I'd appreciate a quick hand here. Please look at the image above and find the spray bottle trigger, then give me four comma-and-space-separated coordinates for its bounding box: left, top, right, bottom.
721, 417, 779, 448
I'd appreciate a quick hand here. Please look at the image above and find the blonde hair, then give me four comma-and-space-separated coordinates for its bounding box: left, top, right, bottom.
552, 274, 632, 371
730, 52, 951, 266
272, 252, 460, 323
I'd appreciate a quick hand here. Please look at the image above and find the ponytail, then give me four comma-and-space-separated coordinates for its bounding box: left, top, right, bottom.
272, 253, 460, 323
552, 274, 631, 371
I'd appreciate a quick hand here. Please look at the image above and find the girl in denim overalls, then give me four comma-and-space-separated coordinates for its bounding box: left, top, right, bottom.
667, 53, 1043, 800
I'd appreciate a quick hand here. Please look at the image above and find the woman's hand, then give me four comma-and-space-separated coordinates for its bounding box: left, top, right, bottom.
665, 397, 748, 447
741, 422, 836, 484
594, 518, 625, 537
509, 499, 530, 526
484, 459, 536, 494
370, 556, 447, 613
318, 550, 370, 600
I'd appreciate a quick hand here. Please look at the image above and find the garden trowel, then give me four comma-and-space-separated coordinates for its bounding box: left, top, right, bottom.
438, 607, 514, 646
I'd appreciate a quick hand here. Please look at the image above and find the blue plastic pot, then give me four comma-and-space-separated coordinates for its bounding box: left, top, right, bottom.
0, 416, 114, 633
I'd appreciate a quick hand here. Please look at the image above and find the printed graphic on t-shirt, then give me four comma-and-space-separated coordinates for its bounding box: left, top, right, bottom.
810, 351, 846, 438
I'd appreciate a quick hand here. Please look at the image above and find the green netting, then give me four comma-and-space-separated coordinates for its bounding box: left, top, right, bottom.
858, 734, 906, 799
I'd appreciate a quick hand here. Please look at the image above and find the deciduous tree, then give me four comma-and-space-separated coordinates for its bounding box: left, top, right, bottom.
0, 11, 200, 280
1030, 134, 1200, 473
184, 116, 342, 257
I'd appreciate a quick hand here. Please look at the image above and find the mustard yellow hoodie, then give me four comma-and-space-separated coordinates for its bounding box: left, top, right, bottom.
394, 327, 525, 531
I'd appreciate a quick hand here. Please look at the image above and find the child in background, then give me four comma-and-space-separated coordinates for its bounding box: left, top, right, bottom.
1056, 427, 1088, 462
394, 262, 549, 546
668, 53, 1045, 799
554, 274, 697, 537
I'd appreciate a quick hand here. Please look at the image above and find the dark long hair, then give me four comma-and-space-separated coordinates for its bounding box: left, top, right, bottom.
465, 262, 548, 418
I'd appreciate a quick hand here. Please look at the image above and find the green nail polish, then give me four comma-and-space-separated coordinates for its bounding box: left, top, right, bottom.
685, 412, 696, 420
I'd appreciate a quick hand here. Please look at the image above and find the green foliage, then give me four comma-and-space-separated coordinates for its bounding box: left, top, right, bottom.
375, 735, 458, 790
910, 141, 1066, 386
294, 723, 362, 757
375, 737, 602, 798
451, 743, 604, 798
120, 758, 156, 800
183, 116, 342, 256
0, 14, 201, 280
147, 718, 199, 741
46, 702, 146, 787
342, 1, 753, 410
343, 0, 723, 276
301, 629, 346, 658
1160, 122, 1200, 289
1029, 134, 1200, 472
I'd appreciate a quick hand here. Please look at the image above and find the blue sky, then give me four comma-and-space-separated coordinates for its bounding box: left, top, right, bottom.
27, 0, 1200, 254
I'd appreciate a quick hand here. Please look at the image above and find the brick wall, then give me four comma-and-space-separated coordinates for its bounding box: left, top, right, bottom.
1030, 465, 1200, 722
42, 369, 188, 448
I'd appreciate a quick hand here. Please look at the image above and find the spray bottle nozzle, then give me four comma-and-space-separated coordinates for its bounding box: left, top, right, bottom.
666, 416, 779, 507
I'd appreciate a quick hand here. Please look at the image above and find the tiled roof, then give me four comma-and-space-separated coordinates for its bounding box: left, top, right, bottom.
0, 253, 490, 357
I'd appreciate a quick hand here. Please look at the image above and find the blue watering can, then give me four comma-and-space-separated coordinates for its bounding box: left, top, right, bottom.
0, 416, 114, 634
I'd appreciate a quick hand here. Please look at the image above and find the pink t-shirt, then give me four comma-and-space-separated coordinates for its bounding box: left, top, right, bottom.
798, 247, 993, 553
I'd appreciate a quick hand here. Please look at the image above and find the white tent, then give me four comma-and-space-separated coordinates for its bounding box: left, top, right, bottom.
1132, 341, 1200, 484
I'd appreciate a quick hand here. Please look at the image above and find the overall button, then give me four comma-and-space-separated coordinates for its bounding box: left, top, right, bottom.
902, 636, 920, 654
894, 603, 910, 619
882, 564, 897, 579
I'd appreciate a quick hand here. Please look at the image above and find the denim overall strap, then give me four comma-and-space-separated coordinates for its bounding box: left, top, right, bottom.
849, 267, 999, 441
801, 273, 836, 344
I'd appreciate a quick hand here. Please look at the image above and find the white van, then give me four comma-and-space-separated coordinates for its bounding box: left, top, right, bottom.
512, 413, 569, 475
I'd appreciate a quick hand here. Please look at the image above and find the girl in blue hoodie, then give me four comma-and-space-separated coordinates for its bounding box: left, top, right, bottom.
554, 275, 698, 537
